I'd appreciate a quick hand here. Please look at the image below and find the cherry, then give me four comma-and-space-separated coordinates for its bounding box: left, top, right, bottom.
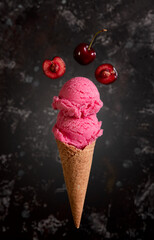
95, 63, 118, 84
74, 29, 107, 65
42, 56, 66, 79
74, 43, 96, 65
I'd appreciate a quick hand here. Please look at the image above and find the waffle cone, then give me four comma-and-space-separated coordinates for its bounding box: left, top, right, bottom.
56, 139, 96, 228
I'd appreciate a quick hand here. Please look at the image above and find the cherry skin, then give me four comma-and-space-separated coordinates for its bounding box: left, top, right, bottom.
95, 63, 118, 84
74, 29, 107, 65
74, 43, 96, 65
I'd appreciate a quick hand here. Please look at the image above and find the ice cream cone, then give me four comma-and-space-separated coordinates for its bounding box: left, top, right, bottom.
56, 139, 96, 228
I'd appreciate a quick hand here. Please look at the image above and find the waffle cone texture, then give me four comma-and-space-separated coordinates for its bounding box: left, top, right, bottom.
56, 139, 96, 228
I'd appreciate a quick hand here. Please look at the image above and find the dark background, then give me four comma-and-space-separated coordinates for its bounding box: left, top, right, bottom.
0, 0, 154, 239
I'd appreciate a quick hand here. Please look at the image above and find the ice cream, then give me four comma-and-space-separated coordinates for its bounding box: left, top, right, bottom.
53, 111, 103, 149
52, 77, 103, 118
52, 77, 103, 228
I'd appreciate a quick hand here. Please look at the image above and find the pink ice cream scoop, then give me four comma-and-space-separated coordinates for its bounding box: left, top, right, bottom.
52, 77, 103, 118
52, 77, 103, 149
53, 112, 103, 149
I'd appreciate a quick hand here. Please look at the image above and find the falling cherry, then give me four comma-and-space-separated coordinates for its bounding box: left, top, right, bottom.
42, 56, 66, 79
95, 63, 118, 84
74, 29, 107, 65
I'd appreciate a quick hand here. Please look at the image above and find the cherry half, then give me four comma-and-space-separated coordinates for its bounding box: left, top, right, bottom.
42, 56, 66, 79
95, 63, 118, 84
74, 29, 107, 65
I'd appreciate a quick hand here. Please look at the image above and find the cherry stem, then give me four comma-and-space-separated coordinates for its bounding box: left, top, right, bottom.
88, 29, 107, 50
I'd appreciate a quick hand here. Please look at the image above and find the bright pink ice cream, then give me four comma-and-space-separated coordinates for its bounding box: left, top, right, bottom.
53, 112, 103, 149
52, 77, 103, 118
52, 77, 103, 149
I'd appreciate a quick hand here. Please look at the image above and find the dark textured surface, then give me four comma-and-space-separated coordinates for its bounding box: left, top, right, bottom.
0, 0, 154, 239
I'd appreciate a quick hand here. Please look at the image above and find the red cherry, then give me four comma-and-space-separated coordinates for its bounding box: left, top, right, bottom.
74, 43, 96, 65
74, 29, 107, 65
42, 56, 66, 79
95, 63, 118, 84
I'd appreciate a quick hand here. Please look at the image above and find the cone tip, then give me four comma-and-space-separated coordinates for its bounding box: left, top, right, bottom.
74, 220, 80, 229
75, 224, 80, 229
